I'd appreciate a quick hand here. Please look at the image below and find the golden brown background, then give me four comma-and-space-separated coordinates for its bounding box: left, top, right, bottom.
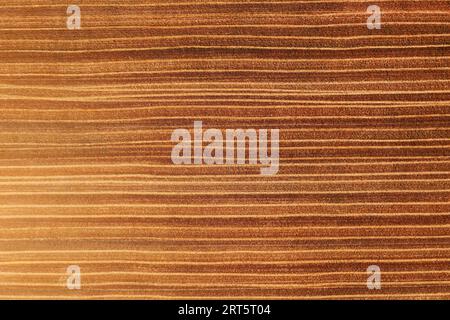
0, 0, 449, 299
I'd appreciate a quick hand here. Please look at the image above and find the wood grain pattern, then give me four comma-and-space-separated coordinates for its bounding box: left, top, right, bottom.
0, 0, 449, 299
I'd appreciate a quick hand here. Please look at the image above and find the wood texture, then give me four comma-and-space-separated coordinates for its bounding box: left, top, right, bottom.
0, 0, 449, 299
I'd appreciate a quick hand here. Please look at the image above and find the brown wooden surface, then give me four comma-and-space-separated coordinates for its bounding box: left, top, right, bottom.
0, 0, 449, 299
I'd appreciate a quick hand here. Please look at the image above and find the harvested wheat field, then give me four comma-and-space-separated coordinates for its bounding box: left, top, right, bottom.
0, 0, 449, 300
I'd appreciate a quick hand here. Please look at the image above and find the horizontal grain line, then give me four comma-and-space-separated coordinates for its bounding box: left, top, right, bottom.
0, 174, 449, 179
1, 214, 450, 219
0, 248, 448, 255
1, 281, 449, 289
0, 258, 449, 265
0, 293, 447, 299
2, 79, 448, 88
3, 103, 449, 110
0, 203, 447, 208
1, 270, 449, 277
2, 66, 449, 76
2, 90, 450, 97
0, 178, 448, 185
2, 92, 450, 104
0, 163, 449, 169
5, 145, 450, 152
2, 99, 447, 105
1, 21, 449, 31
1, 236, 450, 242
2, 224, 449, 231
0, 158, 438, 163
2, 139, 450, 147
1, 44, 448, 53
2, 128, 448, 135
2, 57, 449, 66
2, 114, 450, 123
3, 1, 450, 7
0, 213, 448, 219
3, 34, 450, 43
0, 189, 448, 196
4, 10, 448, 16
